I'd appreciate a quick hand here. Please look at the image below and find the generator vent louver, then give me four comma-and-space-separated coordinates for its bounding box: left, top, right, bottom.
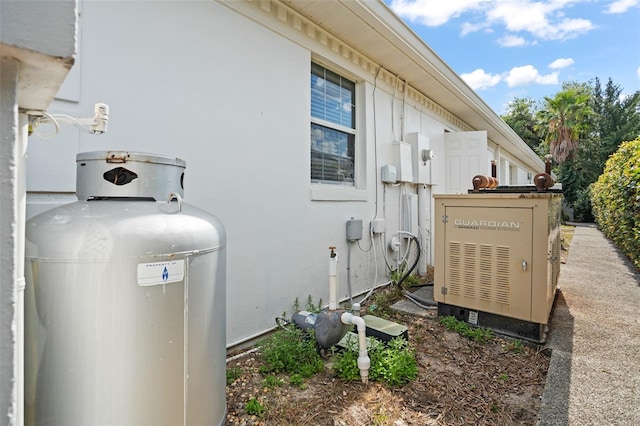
447, 241, 511, 307
463, 243, 476, 299
448, 242, 462, 296
496, 246, 511, 304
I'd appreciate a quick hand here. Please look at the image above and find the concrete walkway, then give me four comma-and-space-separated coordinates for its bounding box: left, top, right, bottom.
537, 224, 640, 425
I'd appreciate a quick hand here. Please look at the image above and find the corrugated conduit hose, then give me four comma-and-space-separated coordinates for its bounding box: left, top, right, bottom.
396, 231, 437, 307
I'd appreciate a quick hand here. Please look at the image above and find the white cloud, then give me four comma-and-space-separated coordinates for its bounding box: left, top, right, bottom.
505, 65, 559, 87
461, 62, 571, 90
497, 34, 528, 47
637, 66, 640, 79
548, 58, 575, 69
388, 0, 489, 26
605, 0, 640, 14
461, 21, 490, 36
389, 0, 596, 41
460, 68, 502, 90
486, 2, 595, 40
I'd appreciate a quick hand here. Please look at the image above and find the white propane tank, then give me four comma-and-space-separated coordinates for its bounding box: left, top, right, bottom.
24, 151, 226, 425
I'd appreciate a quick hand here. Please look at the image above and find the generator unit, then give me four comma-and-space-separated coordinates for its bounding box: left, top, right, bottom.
434, 187, 562, 342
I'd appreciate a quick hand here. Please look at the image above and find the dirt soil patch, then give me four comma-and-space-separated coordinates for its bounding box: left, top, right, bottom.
225, 225, 573, 425
226, 308, 550, 426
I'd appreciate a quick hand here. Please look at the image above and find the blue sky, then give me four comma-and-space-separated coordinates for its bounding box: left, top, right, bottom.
384, 0, 640, 115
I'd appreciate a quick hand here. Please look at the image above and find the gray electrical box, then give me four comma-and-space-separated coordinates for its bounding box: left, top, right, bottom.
346, 218, 363, 241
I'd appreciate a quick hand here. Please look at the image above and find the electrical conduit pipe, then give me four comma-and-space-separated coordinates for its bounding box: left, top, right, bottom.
340, 312, 370, 384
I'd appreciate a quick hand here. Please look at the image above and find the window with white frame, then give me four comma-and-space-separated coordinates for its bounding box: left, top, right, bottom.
310, 62, 355, 185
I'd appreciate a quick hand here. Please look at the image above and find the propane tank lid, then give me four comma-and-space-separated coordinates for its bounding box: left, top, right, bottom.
76, 151, 186, 201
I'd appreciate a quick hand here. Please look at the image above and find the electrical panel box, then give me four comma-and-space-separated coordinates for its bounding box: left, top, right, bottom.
381, 164, 397, 183
401, 193, 418, 237
346, 218, 363, 241
433, 192, 562, 342
406, 132, 431, 184
393, 141, 413, 182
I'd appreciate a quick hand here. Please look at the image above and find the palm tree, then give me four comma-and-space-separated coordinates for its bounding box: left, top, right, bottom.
535, 88, 593, 163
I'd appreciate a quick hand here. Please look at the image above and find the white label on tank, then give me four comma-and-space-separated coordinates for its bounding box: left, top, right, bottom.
137, 259, 185, 286
468, 310, 478, 325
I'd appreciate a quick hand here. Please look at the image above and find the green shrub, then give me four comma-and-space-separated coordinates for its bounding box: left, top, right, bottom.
573, 186, 594, 222
591, 138, 640, 269
332, 345, 362, 382
333, 336, 417, 387
258, 328, 324, 378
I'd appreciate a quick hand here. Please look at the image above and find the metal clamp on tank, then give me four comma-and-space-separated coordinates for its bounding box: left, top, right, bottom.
167, 192, 183, 213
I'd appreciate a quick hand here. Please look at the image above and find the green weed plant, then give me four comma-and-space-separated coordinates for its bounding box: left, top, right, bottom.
439, 316, 494, 343
258, 328, 324, 378
333, 336, 417, 387
226, 366, 243, 385
244, 397, 265, 417
262, 375, 283, 389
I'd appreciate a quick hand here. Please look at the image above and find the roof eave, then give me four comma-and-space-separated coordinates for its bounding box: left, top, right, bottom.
300, 0, 545, 171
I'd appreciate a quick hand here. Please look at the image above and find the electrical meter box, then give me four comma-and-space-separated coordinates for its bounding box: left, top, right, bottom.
405, 132, 430, 184
346, 218, 363, 241
433, 190, 562, 342
393, 141, 413, 182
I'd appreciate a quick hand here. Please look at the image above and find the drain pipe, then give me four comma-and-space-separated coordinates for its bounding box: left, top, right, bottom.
332, 245, 369, 383
341, 312, 370, 384
329, 246, 338, 310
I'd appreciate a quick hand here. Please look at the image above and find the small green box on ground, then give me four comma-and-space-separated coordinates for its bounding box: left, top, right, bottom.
363, 314, 408, 342
336, 315, 409, 350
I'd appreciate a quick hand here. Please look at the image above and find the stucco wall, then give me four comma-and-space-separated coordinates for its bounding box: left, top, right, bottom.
0, 56, 20, 426
1, 1, 77, 422
1, 1, 76, 58
25, 0, 508, 347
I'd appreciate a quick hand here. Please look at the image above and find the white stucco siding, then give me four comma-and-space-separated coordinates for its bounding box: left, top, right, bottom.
24, 0, 533, 347
25, 1, 386, 345
1, 1, 76, 59
1, 56, 20, 426
0, 1, 77, 111
2, 1, 77, 422
83, 1, 319, 345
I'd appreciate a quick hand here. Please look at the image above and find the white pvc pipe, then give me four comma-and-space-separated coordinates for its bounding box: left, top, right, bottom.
16, 113, 27, 426
329, 249, 338, 310
417, 184, 428, 275
341, 312, 370, 384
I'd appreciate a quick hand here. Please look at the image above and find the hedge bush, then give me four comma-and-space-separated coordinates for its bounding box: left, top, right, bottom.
590, 138, 640, 270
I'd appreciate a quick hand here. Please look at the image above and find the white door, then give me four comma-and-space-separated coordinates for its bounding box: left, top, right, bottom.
444, 131, 488, 193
